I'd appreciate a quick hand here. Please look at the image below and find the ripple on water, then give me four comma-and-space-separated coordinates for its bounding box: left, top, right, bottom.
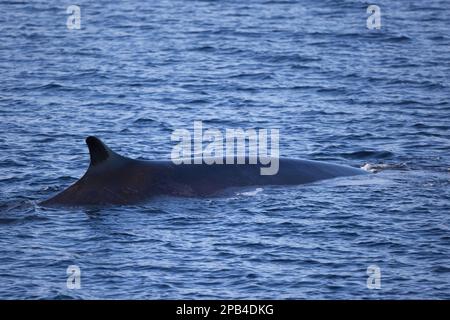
0, 0, 449, 299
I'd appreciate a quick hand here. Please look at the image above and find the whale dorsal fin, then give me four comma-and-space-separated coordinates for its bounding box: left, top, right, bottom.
86, 136, 121, 167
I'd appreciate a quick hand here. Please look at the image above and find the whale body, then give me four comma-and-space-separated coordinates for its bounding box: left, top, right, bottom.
40, 136, 367, 206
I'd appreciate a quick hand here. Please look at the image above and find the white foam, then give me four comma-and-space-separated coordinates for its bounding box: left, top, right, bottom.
237, 188, 264, 196
361, 162, 407, 173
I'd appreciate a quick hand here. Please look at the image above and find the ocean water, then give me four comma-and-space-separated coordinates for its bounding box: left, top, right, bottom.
0, 0, 449, 299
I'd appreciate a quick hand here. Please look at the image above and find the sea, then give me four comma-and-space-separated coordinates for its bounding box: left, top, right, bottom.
0, 0, 449, 299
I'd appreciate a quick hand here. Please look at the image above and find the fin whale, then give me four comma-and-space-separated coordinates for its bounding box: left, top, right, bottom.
40, 136, 367, 206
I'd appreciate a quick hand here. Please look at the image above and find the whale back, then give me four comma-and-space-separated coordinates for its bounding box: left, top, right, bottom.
40, 136, 368, 206
40, 137, 156, 206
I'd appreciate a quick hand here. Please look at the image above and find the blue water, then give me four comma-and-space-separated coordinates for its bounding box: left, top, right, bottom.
1, 0, 449, 299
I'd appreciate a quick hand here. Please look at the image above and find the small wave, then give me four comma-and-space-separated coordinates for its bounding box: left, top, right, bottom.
0, 214, 48, 225
133, 117, 157, 124
429, 35, 448, 41
383, 35, 412, 43
28, 83, 78, 92
341, 150, 394, 160
186, 99, 209, 105
260, 53, 321, 64
189, 45, 216, 52
412, 123, 450, 131
431, 265, 450, 273
228, 72, 273, 80
316, 87, 347, 94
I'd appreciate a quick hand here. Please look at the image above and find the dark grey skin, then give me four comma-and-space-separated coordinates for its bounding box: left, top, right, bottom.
40, 136, 367, 206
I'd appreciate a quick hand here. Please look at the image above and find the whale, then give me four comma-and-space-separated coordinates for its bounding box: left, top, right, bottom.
40, 136, 367, 206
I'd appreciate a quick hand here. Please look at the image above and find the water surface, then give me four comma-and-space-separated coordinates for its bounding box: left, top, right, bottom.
0, 0, 449, 299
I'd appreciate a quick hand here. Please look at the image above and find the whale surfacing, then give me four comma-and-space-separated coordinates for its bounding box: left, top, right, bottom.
40, 136, 367, 206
